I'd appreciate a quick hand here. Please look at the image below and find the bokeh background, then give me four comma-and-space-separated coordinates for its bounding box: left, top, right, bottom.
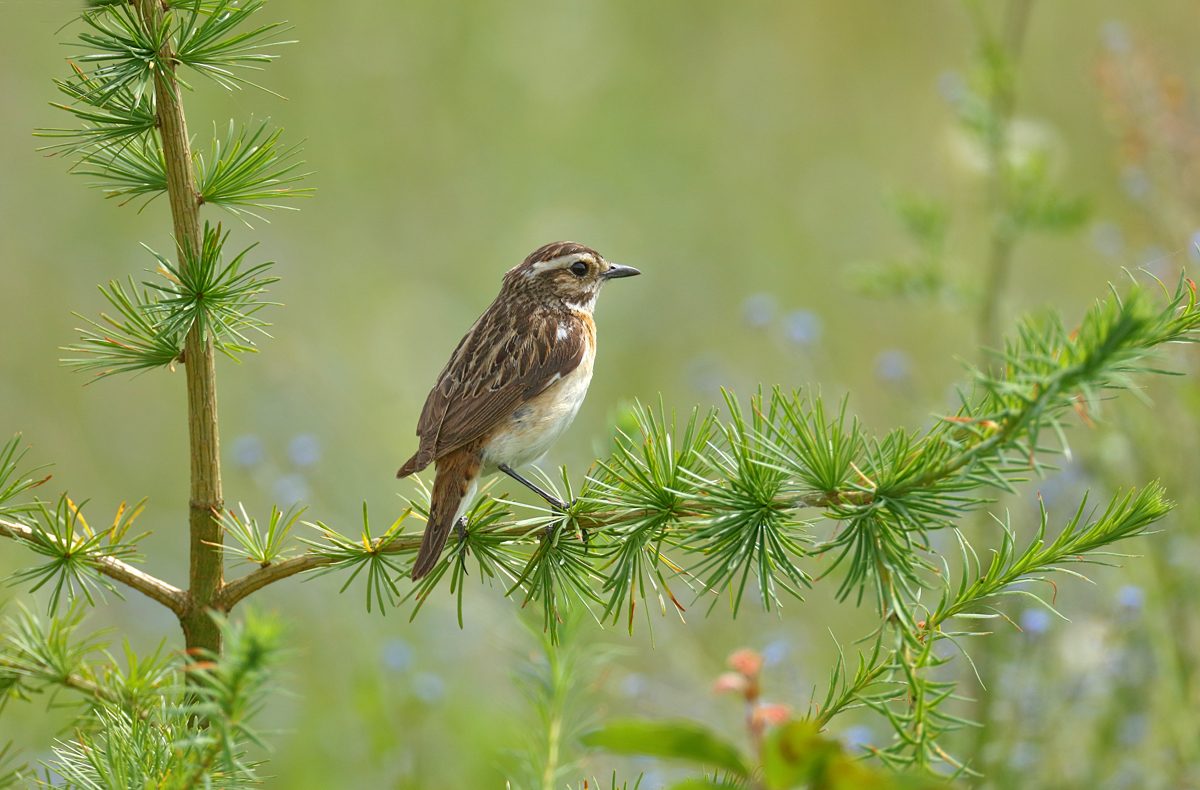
2, 0, 1200, 787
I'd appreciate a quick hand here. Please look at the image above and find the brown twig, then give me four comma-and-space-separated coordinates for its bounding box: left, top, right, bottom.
0, 517, 188, 617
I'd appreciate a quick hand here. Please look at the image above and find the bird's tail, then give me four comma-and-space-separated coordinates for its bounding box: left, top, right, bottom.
411, 447, 483, 581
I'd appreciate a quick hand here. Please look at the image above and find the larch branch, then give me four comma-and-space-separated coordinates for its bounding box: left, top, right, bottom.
216, 535, 422, 610
0, 517, 188, 617
216, 490, 870, 610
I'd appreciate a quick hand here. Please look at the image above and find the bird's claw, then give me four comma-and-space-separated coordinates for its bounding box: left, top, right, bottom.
549, 496, 576, 513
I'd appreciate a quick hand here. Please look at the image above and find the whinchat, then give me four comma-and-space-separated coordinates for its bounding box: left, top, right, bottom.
398, 241, 640, 580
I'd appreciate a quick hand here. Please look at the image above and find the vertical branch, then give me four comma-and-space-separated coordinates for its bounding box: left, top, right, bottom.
975, 0, 1036, 356
136, 0, 225, 656
541, 709, 563, 790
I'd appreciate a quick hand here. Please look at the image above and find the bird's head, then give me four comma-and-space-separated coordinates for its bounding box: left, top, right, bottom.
502, 241, 640, 312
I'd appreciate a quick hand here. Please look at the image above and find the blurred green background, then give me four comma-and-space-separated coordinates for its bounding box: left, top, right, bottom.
2, 0, 1200, 786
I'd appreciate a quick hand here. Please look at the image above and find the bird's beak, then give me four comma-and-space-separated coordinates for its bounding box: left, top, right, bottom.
603, 263, 641, 279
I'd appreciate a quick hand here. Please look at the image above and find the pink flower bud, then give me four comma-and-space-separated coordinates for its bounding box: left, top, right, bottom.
752, 703, 791, 727
727, 648, 763, 678
712, 672, 749, 695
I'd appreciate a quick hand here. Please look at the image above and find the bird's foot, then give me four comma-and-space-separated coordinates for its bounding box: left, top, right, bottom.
542, 501, 589, 548
548, 495, 576, 513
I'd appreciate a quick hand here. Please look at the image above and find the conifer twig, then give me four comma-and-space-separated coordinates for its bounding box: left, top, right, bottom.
214, 492, 872, 610
0, 517, 187, 616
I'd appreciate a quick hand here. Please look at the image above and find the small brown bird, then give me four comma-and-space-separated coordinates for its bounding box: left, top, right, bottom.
398, 241, 640, 580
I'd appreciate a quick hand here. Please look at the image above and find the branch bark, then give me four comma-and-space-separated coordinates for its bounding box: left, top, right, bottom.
135, 0, 226, 655
0, 517, 188, 617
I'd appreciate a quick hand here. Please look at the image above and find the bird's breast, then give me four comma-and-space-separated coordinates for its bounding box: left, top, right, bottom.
482, 338, 595, 472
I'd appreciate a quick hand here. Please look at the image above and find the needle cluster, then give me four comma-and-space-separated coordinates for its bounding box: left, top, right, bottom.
0, 608, 283, 789
35, 1, 306, 212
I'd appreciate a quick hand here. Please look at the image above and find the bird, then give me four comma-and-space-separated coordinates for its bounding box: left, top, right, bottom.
398, 241, 640, 580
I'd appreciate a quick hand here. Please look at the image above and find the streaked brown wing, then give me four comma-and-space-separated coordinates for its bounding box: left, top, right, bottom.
402, 304, 584, 474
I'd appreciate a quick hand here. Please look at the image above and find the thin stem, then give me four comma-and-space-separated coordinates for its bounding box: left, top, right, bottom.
0, 517, 188, 617
975, 0, 1036, 355
216, 552, 341, 610
133, 0, 226, 655
542, 705, 563, 790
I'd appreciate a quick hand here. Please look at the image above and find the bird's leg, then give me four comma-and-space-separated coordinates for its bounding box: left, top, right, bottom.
499, 464, 578, 541
498, 464, 572, 511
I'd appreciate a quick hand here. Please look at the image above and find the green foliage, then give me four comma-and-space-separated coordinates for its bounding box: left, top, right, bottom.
0, 437, 50, 522
72, 132, 168, 205
36, 64, 157, 155
178, 611, 286, 781
42, 0, 307, 219
220, 503, 303, 566
173, 0, 293, 93
509, 514, 605, 641
850, 193, 955, 301
145, 223, 278, 356
62, 277, 186, 379
841, 484, 1171, 773
936, 486, 1170, 630
306, 278, 1198, 651
313, 275, 1190, 777
507, 616, 616, 790
303, 503, 412, 614
195, 121, 313, 222
0, 743, 24, 790
583, 717, 948, 790
402, 479, 532, 627
62, 223, 278, 379
590, 403, 717, 632
563, 776, 643, 790
34, 706, 227, 790
0, 603, 111, 708
761, 721, 947, 790
805, 636, 890, 728
768, 391, 863, 495
2, 610, 284, 789
688, 392, 811, 613
581, 719, 751, 779
6, 496, 146, 614
71, 3, 165, 105
6, 0, 305, 786
6, 0, 1191, 784
23, 266, 1200, 780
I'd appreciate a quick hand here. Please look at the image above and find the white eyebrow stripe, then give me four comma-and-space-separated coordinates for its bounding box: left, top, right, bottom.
528, 252, 597, 274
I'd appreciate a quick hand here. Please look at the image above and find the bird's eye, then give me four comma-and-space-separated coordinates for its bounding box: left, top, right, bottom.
569, 261, 589, 277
